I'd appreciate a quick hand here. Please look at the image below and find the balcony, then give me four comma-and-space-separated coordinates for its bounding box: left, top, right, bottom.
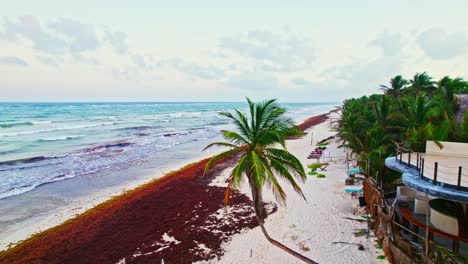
385, 141, 468, 203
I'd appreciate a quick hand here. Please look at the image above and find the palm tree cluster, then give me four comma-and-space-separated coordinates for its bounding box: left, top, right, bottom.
339, 72, 468, 183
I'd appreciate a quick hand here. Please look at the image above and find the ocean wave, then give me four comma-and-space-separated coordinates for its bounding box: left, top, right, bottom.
0, 120, 53, 128
0, 185, 35, 200
0, 122, 34, 128
0, 132, 219, 199
206, 121, 230, 126
0, 156, 50, 166
116, 125, 161, 131
37, 135, 83, 142
0, 122, 113, 138
31, 121, 53, 125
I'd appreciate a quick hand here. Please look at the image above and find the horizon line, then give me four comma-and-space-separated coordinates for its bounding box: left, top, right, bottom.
0, 101, 341, 104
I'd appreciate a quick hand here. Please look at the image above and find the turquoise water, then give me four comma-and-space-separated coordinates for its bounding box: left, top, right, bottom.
0, 102, 336, 199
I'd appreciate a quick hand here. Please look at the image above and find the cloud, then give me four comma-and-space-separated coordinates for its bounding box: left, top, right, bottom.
177, 63, 224, 80
369, 31, 401, 56
291, 77, 312, 86
1, 16, 102, 65
0, 56, 28, 66
104, 30, 128, 55
220, 30, 314, 72
322, 55, 402, 95
417, 28, 468, 60
48, 18, 99, 54
131, 54, 154, 71
36, 55, 60, 67
164, 57, 224, 80
225, 70, 279, 90
112, 66, 137, 81
2, 15, 68, 54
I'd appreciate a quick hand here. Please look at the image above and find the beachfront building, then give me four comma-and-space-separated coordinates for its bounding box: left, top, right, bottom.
385, 140, 468, 261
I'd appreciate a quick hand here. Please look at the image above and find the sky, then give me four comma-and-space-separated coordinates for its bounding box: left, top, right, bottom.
0, 0, 468, 102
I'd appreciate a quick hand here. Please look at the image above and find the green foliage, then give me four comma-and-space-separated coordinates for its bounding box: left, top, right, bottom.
307, 171, 318, 176
377, 255, 386, 260
307, 163, 321, 170
338, 73, 468, 183
315, 142, 329, 147
204, 98, 307, 222
316, 174, 326, 178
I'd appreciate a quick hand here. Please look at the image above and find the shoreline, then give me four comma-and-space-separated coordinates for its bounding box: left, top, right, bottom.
0, 112, 332, 263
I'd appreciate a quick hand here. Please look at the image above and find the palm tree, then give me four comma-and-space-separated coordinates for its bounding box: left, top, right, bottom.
380, 75, 409, 98
409, 72, 435, 96
203, 98, 317, 264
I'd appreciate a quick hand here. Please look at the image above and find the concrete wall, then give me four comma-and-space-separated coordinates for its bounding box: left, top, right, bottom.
426, 141, 468, 158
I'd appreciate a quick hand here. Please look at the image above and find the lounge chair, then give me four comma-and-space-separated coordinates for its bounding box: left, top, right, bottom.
347, 167, 362, 175
345, 186, 363, 198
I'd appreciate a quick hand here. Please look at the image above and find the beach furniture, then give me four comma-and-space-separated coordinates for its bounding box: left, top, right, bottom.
345, 186, 363, 198
347, 167, 362, 175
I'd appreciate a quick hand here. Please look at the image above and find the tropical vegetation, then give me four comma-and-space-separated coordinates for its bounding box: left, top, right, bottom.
203, 98, 317, 264
338, 72, 468, 183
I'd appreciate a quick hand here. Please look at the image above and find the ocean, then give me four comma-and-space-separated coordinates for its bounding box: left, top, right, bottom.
0, 102, 337, 200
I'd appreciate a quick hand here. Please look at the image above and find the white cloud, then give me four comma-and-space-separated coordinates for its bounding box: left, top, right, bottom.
226, 70, 279, 90
112, 66, 137, 81
369, 31, 402, 56
291, 77, 312, 86
220, 30, 314, 72
2, 15, 68, 54
0, 56, 28, 66
104, 30, 128, 55
322, 55, 402, 96
47, 18, 99, 54
131, 54, 153, 71
176, 63, 224, 80
417, 28, 468, 60
0, 16, 121, 66
36, 55, 60, 67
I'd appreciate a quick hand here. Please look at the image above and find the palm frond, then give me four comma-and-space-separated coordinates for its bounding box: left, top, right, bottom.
204, 148, 241, 175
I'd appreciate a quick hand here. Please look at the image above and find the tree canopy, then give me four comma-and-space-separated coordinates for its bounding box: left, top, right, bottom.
338, 73, 468, 183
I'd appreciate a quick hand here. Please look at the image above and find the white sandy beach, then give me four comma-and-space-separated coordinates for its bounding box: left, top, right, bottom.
203, 112, 387, 264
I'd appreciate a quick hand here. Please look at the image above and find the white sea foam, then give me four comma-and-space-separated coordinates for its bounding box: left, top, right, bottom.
0, 123, 113, 138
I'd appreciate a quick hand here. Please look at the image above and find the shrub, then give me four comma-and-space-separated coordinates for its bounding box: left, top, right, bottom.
316, 142, 329, 147
307, 163, 321, 170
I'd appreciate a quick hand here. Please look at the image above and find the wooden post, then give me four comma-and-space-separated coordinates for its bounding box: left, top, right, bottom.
421, 158, 425, 178
416, 153, 420, 171
433, 162, 438, 184
425, 193, 430, 257
458, 167, 462, 190
453, 240, 459, 254
412, 225, 419, 242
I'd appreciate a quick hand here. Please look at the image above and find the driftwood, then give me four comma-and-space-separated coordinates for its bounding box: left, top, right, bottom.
343, 217, 367, 222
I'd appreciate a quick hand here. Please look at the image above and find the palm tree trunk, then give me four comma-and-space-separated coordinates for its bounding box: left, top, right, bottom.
248, 180, 318, 264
